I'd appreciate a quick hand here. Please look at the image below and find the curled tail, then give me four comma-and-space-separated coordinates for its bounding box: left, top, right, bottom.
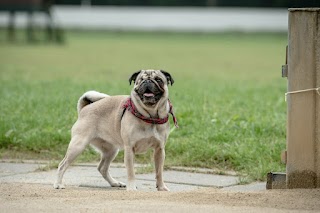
77, 91, 109, 113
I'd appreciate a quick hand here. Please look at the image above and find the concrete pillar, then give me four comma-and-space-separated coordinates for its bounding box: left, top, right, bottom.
286, 8, 320, 188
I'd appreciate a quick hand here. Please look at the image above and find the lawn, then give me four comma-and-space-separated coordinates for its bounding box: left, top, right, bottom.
0, 31, 288, 181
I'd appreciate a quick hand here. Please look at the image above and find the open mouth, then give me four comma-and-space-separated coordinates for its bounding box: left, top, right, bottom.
143, 89, 155, 98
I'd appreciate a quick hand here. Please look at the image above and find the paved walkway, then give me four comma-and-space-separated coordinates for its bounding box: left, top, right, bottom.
0, 161, 265, 192
0, 6, 288, 32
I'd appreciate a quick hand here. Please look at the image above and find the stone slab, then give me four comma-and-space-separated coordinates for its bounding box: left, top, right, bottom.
136, 170, 239, 187
222, 182, 266, 192
0, 162, 267, 192
0, 163, 43, 177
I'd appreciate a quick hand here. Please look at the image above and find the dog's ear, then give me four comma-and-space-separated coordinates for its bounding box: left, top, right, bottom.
129, 70, 141, 85
160, 70, 174, 86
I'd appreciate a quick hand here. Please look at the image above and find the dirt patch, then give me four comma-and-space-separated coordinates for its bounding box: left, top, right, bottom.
1, 183, 319, 212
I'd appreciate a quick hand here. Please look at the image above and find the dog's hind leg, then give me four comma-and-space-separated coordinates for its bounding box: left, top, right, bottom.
53, 135, 89, 189
124, 145, 137, 191
92, 141, 126, 188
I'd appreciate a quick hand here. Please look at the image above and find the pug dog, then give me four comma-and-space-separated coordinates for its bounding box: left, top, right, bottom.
53, 69, 177, 191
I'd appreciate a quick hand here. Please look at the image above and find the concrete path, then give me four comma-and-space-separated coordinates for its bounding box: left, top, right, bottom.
0, 161, 265, 192
0, 6, 288, 32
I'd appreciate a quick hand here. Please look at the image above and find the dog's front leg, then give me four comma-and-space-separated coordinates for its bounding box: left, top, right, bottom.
154, 146, 169, 191
124, 146, 137, 191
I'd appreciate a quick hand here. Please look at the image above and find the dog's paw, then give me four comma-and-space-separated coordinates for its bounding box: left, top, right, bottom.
53, 183, 65, 189
110, 181, 126, 188
157, 185, 170, 191
126, 184, 137, 191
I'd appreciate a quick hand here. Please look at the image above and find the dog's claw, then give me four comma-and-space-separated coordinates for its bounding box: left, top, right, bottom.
53, 183, 65, 189
111, 181, 126, 188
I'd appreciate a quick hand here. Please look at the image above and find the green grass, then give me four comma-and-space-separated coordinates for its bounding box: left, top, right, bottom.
0, 31, 287, 181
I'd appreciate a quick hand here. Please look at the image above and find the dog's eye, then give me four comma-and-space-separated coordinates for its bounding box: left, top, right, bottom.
156, 78, 162, 83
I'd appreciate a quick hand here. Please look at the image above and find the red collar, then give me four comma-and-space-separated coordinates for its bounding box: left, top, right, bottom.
123, 98, 178, 128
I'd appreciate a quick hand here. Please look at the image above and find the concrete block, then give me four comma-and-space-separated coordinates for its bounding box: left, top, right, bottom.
266, 172, 286, 189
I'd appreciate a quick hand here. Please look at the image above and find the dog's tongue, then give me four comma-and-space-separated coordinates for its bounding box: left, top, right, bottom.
144, 93, 155, 97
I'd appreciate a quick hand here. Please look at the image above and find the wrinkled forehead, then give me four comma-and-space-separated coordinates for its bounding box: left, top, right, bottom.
140, 69, 165, 80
